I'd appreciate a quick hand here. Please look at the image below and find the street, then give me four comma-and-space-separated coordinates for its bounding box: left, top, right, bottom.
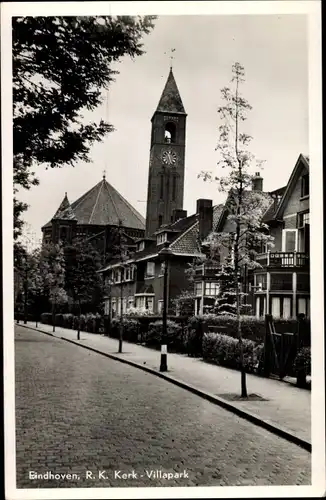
15, 326, 311, 488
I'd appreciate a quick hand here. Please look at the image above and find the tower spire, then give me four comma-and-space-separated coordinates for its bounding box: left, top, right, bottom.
154, 64, 186, 115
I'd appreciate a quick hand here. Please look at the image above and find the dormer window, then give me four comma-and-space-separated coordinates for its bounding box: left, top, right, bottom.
157, 232, 168, 245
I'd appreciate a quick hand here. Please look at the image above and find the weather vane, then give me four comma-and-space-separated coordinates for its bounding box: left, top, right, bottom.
164, 48, 176, 69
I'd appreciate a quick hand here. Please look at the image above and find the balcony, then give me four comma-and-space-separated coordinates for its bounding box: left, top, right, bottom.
256, 252, 309, 268
194, 264, 220, 278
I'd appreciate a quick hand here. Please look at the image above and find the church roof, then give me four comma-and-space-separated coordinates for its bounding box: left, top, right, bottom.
43, 177, 145, 230
53, 193, 71, 218
155, 68, 186, 114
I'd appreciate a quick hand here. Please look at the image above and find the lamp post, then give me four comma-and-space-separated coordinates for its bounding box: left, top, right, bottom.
158, 242, 173, 372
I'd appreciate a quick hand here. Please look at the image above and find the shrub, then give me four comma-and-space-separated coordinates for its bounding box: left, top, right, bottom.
202, 332, 258, 372
186, 314, 309, 344
144, 320, 184, 352
40, 312, 52, 325
62, 313, 73, 329
293, 347, 311, 376
110, 317, 139, 342
55, 313, 64, 327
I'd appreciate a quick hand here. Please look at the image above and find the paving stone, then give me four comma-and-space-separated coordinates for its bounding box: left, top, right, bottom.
15, 326, 311, 489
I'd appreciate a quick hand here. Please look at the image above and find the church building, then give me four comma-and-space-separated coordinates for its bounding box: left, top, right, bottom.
100, 68, 219, 316
41, 175, 146, 259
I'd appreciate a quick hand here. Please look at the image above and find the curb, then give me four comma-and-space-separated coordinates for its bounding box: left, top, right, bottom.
18, 323, 311, 453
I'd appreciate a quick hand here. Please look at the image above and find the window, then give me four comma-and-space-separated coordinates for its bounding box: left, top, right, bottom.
158, 215, 163, 227
157, 232, 168, 245
297, 211, 310, 228
255, 274, 267, 290
145, 261, 155, 278
194, 282, 203, 296
204, 282, 219, 296
301, 174, 309, 197
271, 297, 281, 318
164, 122, 176, 143
146, 297, 154, 312
282, 229, 297, 252
114, 269, 121, 283
158, 262, 166, 276
128, 296, 134, 309
125, 267, 130, 281
158, 300, 163, 314
160, 174, 164, 199
172, 175, 177, 201
138, 241, 145, 251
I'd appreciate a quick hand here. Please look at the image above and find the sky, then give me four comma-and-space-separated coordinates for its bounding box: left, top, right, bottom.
17, 14, 309, 244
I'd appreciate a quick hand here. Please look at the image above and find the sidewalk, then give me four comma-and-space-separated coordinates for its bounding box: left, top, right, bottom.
20, 321, 311, 447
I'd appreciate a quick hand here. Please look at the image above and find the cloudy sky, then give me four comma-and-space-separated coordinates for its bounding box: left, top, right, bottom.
17, 13, 308, 243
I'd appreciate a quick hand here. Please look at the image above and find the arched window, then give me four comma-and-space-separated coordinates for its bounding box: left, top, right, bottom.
164, 122, 176, 143
160, 174, 164, 199
172, 175, 177, 201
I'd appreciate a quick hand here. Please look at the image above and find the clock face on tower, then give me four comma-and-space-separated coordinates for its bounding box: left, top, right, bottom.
162, 149, 178, 166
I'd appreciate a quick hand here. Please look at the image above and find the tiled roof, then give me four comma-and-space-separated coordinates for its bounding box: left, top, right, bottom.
155, 68, 186, 114
133, 205, 224, 261
43, 177, 145, 231
53, 193, 70, 218
170, 204, 224, 254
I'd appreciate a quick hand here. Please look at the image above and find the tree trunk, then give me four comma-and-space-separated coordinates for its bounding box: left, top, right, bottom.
52, 298, 56, 332
35, 293, 39, 328
23, 277, 28, 324
77, 297, 81, 340
118, 283, 123, 353
236, 270, 247, 398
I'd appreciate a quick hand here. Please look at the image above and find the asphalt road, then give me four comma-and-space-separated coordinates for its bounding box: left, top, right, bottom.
15, 326, 311, 488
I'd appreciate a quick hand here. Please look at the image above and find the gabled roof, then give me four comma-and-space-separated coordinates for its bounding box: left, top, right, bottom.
154, 68, 186, 115
262, 186, 287, 222
115, 204, 223, 264
273, 154, 309, 220
216, 189, 273, 232
43, 177, 145, 231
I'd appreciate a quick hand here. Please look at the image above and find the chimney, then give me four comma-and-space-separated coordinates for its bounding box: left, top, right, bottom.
252, 172, 263, 191
172, 208, 187, 223
196, 199, 213, 241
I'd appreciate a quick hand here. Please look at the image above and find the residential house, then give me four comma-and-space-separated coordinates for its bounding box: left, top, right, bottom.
101, 201, 224, 317
253, 154, 310, 318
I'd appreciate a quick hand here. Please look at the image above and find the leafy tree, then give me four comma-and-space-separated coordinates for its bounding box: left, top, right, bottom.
13, 15, 156, 237
200, 62, 273, 397
213, 256, 249, 316
64, 238, 103, 339
40, 242, 67, 331
172, 290, 195, 317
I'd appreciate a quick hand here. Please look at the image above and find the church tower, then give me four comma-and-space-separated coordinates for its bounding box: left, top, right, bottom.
145, 68, 187, 236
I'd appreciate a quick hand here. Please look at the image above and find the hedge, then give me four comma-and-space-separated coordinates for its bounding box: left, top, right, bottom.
144, 320, 186, 352
202, 332, 264, 373
187, 314, 310, 344
109, 318, 139, 343
40, 312, 103, 333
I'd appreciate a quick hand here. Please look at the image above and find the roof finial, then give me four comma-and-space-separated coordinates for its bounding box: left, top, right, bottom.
102, 169, 106, 180
65, 192, 67, 197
